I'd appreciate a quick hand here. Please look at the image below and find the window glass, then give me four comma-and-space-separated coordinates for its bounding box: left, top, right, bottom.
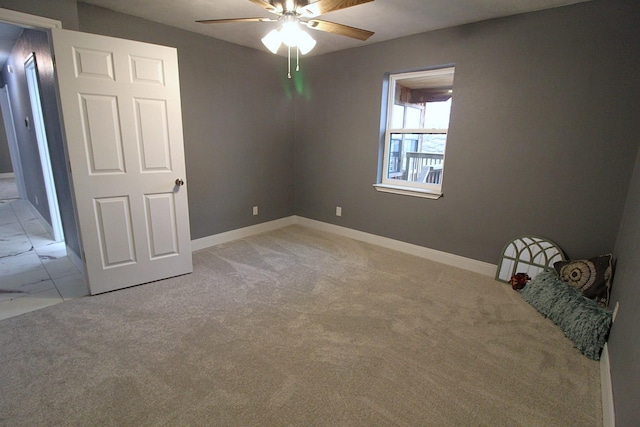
405, 106, 422, 128
376, 67, 455, 198
391, 105, 404, 129
423, 99, 451, 129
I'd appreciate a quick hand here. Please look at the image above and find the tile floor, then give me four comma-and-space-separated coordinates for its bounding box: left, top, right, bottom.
0, 198, 88, 321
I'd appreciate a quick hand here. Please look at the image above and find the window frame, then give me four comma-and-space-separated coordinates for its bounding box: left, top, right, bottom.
374, 67, 455, 200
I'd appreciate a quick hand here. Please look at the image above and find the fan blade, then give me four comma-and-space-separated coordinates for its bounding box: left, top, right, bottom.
196, 17, 277, 24
248, 0, 283, 14
299, 0, 374, 17
305, 19, 374, 41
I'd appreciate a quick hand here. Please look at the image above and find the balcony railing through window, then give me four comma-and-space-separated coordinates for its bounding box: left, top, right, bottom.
402, 152, 444, 184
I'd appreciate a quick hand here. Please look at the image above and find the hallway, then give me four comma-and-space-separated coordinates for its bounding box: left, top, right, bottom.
0, 183, 88, 321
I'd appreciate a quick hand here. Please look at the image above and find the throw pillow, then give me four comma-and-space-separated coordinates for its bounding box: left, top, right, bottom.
553, 254, 612, 306
520, 271, 613, 360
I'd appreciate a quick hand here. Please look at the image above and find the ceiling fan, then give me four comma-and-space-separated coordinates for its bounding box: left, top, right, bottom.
197, 0, 375, 77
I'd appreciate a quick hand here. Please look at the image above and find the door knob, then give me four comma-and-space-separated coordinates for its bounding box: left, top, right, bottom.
175, 178, 184, 186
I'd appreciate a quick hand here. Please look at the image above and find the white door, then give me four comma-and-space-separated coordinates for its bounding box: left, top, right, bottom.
52, 28, 192, 294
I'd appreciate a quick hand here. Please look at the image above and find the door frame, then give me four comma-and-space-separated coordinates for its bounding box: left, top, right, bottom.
24, 52, 64, 241
0, 8, 61, 30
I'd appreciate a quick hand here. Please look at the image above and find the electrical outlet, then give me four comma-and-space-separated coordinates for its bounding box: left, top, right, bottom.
336, 206, 342, 217
253, 206, 258, 216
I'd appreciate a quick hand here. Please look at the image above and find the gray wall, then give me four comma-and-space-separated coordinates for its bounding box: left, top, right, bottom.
0, 113, 11, 173
295, 0, 639, 263
0, 31, 49, 220
77, 4, 296, 239
0, 28, 81, 257
611, 149, 640, 424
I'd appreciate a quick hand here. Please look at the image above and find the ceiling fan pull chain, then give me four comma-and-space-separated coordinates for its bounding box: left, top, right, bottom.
287, 45, 292, 79
296, 46, 300, 72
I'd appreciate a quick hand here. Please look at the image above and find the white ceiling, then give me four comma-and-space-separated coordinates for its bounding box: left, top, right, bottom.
77, 0, 590, 57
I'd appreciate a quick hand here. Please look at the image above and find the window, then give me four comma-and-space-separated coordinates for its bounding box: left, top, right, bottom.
375, 66, 455, 199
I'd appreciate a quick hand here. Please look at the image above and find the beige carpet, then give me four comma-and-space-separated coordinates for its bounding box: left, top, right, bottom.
0, 225, 601, 426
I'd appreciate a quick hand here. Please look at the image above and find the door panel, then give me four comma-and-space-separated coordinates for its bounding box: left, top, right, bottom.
144, 193, 179, 259
130, 56, 165, 84
52, 28, 192, 294
135, 98, 171, 171
80, 94, 125, 174
95, 196, 136, 267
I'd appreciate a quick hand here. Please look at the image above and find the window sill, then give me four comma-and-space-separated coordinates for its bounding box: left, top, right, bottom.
373, 184, 443, 200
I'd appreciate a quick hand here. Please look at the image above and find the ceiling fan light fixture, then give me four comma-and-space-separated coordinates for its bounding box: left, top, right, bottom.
261, 28, 282, 53
285, 0, 295, 12
197, 0, 375, 55
297, 30, 316, 55
261, 21, 316, 55
280, 21, 300, 47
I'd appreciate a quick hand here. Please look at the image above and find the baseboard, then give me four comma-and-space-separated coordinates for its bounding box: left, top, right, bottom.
0, 172, 15, 179
600, 344, 616, 427
191, 215, 496, 277
25, 200, 56, 241
66, 244, 85, 276
191, 216, 296, 251
293, 216, 497, 277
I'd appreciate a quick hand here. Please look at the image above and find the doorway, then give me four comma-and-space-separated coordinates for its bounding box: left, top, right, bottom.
1, 7, 192, 297
0, 9, 66, 239
0, 8, 88, 319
